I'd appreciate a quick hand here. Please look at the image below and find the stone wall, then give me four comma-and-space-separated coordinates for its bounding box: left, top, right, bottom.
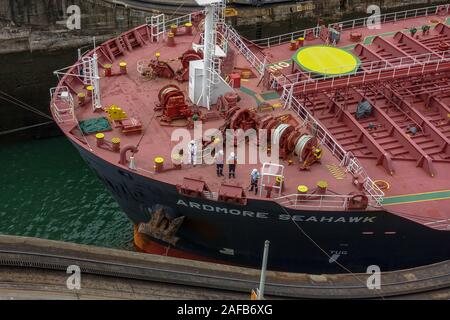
1, 0, 448, 53
0, 0, 148, 54
236, 0, 446, 26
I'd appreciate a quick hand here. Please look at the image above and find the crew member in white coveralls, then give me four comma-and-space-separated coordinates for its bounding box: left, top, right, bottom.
188, 140, 198, 166
214, 150, 224, 177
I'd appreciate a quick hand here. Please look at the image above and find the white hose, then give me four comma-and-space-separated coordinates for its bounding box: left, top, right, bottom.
295, 135, 313, 161
271, 123, 290, 146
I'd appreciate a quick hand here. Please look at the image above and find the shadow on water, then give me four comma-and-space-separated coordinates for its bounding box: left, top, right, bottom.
0, 49, 136, 249
0, 49, 79, 142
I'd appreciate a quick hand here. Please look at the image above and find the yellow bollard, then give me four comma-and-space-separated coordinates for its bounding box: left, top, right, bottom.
119, 61, 127, 75
154, 156, 164, 172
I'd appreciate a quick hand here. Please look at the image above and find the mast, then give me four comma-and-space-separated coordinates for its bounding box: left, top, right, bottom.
202, 3, 214, 109
194, 0, 227, 109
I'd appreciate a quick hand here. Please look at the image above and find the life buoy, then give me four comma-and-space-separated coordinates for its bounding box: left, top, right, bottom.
373, 179, 390, 191
347, 192, 369, 210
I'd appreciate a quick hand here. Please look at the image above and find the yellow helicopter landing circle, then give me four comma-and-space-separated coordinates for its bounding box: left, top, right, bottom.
293, 45, 361, 76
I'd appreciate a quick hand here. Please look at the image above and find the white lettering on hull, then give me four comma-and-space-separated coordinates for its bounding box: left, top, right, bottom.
176, 200, 377, 224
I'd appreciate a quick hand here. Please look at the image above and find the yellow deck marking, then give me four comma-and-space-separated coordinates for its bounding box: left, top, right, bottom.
326, 164, 346, 180
385, 189, 450, 198
382, 189, 450, 206
293, 46, 360, 76
383, 197, 450, 206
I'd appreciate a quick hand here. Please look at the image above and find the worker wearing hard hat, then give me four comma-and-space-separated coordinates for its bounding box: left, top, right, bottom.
215, 150, 224, 177
188, 140, 198, 166
249, 168, 260, 195
227, 152, 237, 178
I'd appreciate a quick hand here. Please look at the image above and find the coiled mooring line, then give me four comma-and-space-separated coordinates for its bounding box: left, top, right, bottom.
271, 123, 289, 146
294, 135, 313, 161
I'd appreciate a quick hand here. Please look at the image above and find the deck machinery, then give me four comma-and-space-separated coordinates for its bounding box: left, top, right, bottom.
49, 3, 450, 274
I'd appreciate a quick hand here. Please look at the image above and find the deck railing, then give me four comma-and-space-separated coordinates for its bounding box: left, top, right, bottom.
251, 26, 321, 48
280, 49, 450, 94
275, 193, 352, 210
146, 11, 266, 74
333, 4, 449, 31
222, 24, 266, 74
146, 11, 206, 42
203, 191, 219, 201
280, 92, 384, 207
251, 4, 450, 48
49, 86, 75, 124
146, 11, 203, 35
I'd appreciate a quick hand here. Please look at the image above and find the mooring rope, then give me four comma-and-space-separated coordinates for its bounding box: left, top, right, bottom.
0, 121, 54, 136
0, 90, 53, 121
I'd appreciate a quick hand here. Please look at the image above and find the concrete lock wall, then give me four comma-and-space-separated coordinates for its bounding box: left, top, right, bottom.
1, 0, 449, 54
0, 0, 148, 54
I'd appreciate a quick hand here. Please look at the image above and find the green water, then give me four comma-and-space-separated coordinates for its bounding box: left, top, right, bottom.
0, 137, 134, 249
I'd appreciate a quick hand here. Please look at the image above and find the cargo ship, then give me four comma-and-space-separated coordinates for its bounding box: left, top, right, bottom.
50, 1, 450, 274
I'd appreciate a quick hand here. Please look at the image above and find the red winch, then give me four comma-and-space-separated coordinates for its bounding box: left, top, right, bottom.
156, 84, 194, 123
140, 50, 202, 82
259, 114, 322, 169
147, 58, 176, 79
216, 92, 239, 113
220, 106, 259, 132
175, 50, 203, 82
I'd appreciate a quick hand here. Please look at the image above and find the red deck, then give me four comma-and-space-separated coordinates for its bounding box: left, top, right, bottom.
51, 6, 450, 231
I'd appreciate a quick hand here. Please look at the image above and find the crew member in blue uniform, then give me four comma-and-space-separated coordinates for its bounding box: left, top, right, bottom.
249, 168, 260, 195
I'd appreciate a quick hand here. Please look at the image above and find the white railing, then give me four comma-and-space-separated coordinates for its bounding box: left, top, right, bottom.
287, 94, 348, 163
146, 11, 201, 31
424, 218, 450, 230
200, 30, 229, 59
281, 92, 384, 206
252, 26, 320, 48
275, 193, 352, 210
251, 4, 450, 48
203, 191, 218, 201
146, 11, 266, 75
333, 4, 450, 31
147, 11, 204, 41
149, 14, 165, 42
222, 24, 266, 74
49, 86, 75, 124
282, 49, 450, 94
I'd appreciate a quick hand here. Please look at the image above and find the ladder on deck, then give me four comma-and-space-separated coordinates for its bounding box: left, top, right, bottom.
205, 1, 226, 109
82, 55, 102, 112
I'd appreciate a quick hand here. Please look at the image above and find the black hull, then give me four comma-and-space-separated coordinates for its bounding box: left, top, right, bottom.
73, 142, 450, 274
